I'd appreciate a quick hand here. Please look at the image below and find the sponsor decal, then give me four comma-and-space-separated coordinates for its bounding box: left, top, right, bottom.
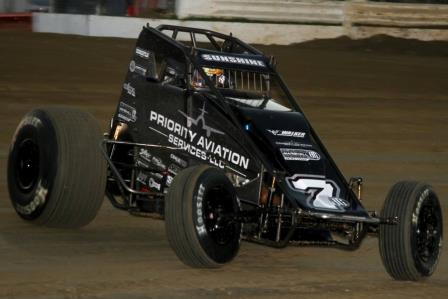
287, 175, 349, 211
135, 47, 150, 59
201, 54, 266, 68
15, 181, 47, 215
137, 172, 162, 191
136, 159, 150, 169
195, 184, 207, 235
168, 163, 181, 176
123, 82, 136, 97
138, 148, 152, 163
149, 172, 164, 180
275, 141, 312, 148
267, 129, 305, 138
118, 102, 137, 123
280, 148, 320, 161
414, 189, 429, 225
148, 106, 250, 170
148, 177, 161, 191
129, 60, 135, 72
166, 175, 174, 187
151, 156, 166, 171
129, 60, 147, 76
170, 153, 188, 168
19, 115, 43, 129
178, 103, 224, 137
137, 172, 149, 185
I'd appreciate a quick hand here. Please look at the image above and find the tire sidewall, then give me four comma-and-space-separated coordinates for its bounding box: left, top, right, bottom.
410, 186, 443, 276
7, 110, 58, 221
190, 168, 241, 264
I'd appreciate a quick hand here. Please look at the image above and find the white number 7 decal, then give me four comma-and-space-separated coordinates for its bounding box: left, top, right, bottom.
286, 175, 349, 210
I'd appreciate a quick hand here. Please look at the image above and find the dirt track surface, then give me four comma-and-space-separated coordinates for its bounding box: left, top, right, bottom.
0, 30, 447, 299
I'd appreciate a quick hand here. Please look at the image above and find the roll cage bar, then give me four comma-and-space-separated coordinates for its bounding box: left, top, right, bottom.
156, 24, 263, 56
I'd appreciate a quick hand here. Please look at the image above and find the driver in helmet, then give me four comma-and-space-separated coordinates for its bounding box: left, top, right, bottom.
192, 67, 230, 89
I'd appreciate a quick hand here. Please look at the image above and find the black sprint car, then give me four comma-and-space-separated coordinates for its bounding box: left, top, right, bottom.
7, 24, 443, 280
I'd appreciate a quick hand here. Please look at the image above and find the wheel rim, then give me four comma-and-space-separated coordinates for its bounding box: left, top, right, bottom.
15, 138, 40, 192
203, 186, 238, 245
413, 194, 443, 273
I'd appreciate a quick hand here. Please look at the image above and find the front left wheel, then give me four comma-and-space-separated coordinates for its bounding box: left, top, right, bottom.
165, 165, 241, 268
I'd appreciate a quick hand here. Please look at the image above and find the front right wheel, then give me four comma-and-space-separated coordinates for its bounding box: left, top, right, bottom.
379, 181, 443, 280
165, 165, 241, 268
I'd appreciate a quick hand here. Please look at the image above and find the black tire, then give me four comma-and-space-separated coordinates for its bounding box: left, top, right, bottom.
379, 181, 443, 280
165, 165, 241, 268
7, 106, 107, 228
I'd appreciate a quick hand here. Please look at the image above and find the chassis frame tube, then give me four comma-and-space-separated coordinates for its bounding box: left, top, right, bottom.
100, 139, 167, 197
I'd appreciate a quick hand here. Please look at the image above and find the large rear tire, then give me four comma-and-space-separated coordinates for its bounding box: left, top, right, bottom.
7, 106, 107, 228
165, 165, 241, 268
379, 181, 443, 280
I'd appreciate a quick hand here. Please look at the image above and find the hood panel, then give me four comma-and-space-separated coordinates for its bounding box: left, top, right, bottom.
236, 107, 326, 176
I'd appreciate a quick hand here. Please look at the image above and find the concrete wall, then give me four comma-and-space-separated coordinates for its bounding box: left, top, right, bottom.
33, 11, 448, 45
175, 0, 345, 24
347, 2, 448, 28
33, 12, 344, 44
33, 1, 448, 44
175, 0, 448, 27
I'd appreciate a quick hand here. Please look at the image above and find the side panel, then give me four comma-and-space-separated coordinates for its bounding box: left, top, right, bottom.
140, 91, 260, 179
